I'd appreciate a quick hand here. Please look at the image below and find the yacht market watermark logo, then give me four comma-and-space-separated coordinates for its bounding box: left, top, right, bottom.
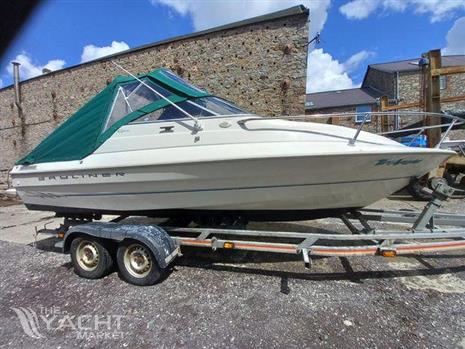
11, 306, 126, 340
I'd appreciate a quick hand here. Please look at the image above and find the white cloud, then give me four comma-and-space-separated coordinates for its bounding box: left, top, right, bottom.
152, 0, 331, 38
80, 41, 130, 63
340, 0, 465, 22
307, 49, 353, 93
339, 0, 380, 20
444, 16, 465, 54
0, 78, 3, 88
307, 49, 374, 93
344, 50, 375, 73
7, 53, 66, 80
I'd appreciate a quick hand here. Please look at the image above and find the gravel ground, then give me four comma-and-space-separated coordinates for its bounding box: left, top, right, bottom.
0, 198, 465, 348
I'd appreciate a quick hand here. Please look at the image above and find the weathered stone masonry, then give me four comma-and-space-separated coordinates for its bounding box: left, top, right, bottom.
0, 6, 309, 183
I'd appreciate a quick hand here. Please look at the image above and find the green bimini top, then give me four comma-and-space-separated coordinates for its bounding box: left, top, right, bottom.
17, 68, 211, 165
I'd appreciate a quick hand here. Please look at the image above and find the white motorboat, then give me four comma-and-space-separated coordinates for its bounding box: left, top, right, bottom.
9, 68, 455, 221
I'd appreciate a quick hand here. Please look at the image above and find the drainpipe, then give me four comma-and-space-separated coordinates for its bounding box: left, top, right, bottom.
394, 71, 400, 130
12, 62, 25, 136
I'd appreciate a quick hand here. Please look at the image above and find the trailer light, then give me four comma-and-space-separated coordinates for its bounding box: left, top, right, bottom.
57, 231, 65, 239
381, 249, 397, 257
223, 242, 235, 249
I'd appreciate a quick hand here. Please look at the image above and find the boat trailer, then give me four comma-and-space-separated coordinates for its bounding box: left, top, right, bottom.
167, 179, 465, 268
35, 178, 465, 285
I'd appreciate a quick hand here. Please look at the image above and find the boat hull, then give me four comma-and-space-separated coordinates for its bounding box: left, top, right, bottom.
11, 150, 450, 220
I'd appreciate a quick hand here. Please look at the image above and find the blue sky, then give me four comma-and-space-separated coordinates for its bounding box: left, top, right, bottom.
1, 0, 465, 93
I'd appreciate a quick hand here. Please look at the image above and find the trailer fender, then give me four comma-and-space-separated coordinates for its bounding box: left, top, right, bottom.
63, 223, 178, 268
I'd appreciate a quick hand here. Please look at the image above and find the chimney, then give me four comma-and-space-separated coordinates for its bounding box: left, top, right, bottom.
12, 62, 21, 111
12, 62, 25, 136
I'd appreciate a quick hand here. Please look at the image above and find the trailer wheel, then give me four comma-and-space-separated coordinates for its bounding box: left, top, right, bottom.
117, 240, 162, 286
70, 237, 114, 279
444, 170, 459, 186
406, 176, 432, 201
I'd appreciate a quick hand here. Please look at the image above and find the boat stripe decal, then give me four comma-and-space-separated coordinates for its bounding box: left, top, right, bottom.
39, 175, 413, 198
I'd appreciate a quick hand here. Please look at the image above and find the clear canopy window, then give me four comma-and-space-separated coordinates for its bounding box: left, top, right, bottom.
129, 97, 248, 124
159, 69, 206, 94
104, 79, 173, 131
192, 97, 247, 115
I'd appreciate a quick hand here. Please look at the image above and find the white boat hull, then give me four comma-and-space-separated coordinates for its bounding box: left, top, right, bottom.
11, 147, 452, 220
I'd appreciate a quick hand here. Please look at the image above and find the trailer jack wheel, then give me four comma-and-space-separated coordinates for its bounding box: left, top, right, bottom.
70, 237, 114, 279
117, 240, 163, 286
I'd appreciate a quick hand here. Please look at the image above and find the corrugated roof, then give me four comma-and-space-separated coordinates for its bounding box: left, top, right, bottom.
305, 87, 382, 110
369, 55, 465, 73
1, 5, 309, 90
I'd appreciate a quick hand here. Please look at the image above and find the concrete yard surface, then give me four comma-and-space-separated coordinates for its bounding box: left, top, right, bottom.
0, 197, 465, 348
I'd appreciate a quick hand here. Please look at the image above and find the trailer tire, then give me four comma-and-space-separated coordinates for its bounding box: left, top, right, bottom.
117, 240, 163, 286
407, 177, 433, 201
70, 237, 114, 279
444, 170, 458, 186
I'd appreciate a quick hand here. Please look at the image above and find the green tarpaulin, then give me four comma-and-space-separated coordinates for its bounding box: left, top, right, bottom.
17, 68, 210, 165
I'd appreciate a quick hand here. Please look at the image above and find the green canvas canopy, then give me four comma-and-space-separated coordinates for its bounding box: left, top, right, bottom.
17, 68, 210, 165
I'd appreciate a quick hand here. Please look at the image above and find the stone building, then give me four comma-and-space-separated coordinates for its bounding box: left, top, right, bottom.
0, 5, 309, 183
304, 87, 382, 131
306, 55, 465, 131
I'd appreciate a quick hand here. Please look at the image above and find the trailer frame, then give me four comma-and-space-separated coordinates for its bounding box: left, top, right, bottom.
33, 177, 465, 284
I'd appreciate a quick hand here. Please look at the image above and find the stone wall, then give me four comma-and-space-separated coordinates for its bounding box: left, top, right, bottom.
442, 73, 465, 112
0, 8, 309, 183
380, 69, 465, 111
396, 71, 465, 135
397, 71, 421, 103
366, 69, 465, 136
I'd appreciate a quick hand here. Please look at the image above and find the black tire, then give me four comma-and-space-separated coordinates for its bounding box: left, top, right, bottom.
443, 170, 458, 186
70, 237, 114, 279
116, 240, 163, 286
406, 177, 433, 201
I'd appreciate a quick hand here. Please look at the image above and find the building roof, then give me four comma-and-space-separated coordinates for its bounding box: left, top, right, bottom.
1, 5, 309, 90
368, 55, 465, 73
305, 87, 382, 110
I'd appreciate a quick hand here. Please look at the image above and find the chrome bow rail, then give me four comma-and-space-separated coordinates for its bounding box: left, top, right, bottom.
237, 111, 465, 148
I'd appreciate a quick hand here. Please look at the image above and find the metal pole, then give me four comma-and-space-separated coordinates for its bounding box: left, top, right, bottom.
436, 119, 456, 148
12, 62, 21, 109
12, 61, 25, 136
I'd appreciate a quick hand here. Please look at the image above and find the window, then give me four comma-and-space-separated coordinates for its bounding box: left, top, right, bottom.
190, 97, 247, 115
355, 105, 372, 123
129, 97, 249, 124
159, 69, 206, 94
129, 101, 214, 124
440, 75, 447, 90
104, 79, 172, 131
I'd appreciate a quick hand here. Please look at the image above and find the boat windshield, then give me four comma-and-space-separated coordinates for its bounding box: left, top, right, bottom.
129, 96, 248, 124
158, 69, 207, 94
104, 79, 173, 131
